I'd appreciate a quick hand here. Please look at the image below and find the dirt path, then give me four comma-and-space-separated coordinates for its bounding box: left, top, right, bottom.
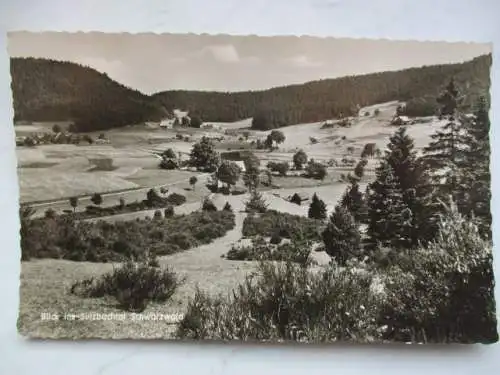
156, 210, 256, 336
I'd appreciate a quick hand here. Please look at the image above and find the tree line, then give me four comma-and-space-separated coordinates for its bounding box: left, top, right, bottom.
154, 54, 491, 130
11, 54, 491, 132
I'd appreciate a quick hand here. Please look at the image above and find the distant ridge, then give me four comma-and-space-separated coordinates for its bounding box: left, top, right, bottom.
10, 54, 491, 132
10, 57, 167, 132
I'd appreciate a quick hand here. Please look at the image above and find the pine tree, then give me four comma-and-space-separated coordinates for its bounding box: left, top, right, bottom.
340, 182, 367, 223
460, 96, 491, 235
322, 205, 361, 265
367, 163, 412, 249
308, 193, 327, 220
367, 127, 437, 249
423, 79, 468, 199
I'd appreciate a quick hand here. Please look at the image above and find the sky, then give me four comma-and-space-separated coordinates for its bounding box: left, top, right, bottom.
7, 32, 492, 94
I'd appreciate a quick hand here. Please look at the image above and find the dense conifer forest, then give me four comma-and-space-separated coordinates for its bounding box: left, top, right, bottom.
10, 54, 491, 132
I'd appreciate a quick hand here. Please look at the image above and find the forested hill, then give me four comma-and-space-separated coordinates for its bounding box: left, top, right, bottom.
10, 57, 167, 131
153, 54, 492, 129
10, 54, 491, 132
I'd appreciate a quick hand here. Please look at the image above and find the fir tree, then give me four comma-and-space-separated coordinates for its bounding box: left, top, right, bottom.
423, 79, 468, 198
340, 182, 367, 223
460, 96, 491, 235
367, 127, 437, 249
308, 193, 327, 220
367, 163, 413, 249
322, 205, 362, 265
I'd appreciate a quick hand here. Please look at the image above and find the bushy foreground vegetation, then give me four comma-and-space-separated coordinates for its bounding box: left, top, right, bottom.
177, 260, 382, 342
71, 261, 181, 312
177, 206, 497, 343
21, 209, 235, 262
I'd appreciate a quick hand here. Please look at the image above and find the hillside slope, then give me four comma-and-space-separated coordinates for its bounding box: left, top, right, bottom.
10, 55, 491, 132
10, 57, 167, 131
153, 54, 492, 129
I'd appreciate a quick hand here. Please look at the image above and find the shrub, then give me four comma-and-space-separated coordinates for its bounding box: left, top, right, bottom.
305, 160, 327, 180
91, 193, 103, 206
189, 176, 198, 189
227, 237, 311, 264
245, 191, 268, 213
71, 261, 181, 312
164, 206, 174, 217
22, 210, 235, 262
166, 193, 186, 206
177, 261, 381, 342
270, 232, 282, 245
374, 109, 380, 116
153, 210, 163, 220
223, 202, 233, 212
309, 137, 318, 144
364, 111, 370, 117
243, 210, 322, 241
44, 208, 57, 219
380, 203, 498, 344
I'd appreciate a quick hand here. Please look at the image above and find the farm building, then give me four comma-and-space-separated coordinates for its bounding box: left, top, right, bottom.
289, 192, 310, 204
233, 160, 246, 173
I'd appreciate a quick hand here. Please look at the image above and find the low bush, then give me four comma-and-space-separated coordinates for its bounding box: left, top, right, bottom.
270, 232, 282, 245
71, 261, 181, 312
245, 191, 268, 213
176, 261, 382, 342
242, 210, 323, 241
226, 237, 311, 264
164, 205, 175, 217
21, 210, 236, 262
165, 192, 186, 206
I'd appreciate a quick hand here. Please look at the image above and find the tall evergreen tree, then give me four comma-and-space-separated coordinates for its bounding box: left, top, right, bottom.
367, 163, 413, 249
308, 193, 327, 220
423, 79, 468, 199
460, 96, 491, 235
340, 182, 367, 223
322, 205, 362, 265
367, 127, 437, 249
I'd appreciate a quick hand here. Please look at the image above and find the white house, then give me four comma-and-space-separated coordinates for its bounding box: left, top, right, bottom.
234, 160, 246, 173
